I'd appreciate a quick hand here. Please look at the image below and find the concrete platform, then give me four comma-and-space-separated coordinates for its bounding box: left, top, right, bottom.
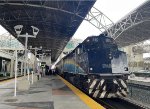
0, 76, 90, 109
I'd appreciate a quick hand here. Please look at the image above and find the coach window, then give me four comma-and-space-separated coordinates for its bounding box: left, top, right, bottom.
82, 45, 86, 52
81, 45, 83, 53
77, 48, 80, 54
78, 46, 84, 54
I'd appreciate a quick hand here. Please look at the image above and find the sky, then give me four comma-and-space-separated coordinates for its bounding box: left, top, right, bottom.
0, 25, 7, 35
72, 0, 147, 40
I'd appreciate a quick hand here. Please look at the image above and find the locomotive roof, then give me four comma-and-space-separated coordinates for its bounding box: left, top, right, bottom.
62, 34, 113, 59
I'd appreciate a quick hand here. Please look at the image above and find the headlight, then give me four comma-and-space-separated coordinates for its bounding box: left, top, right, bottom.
124, 67, 128, 71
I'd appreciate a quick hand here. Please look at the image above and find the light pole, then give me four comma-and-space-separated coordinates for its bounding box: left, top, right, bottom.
14, 49, 18, 97
45, 50, 51, 65
14, 25, 39, 81
41, 53, 45, 76
29, 46, 42, 73
36, 53, 45, 76
29, 46, 42, 83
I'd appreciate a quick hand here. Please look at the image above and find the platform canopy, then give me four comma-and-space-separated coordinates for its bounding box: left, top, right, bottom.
108, 0, 150, 47
0, 1, 95, 61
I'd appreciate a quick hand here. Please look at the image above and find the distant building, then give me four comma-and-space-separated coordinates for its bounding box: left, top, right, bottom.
59, 38, 83, 59
63, 39, 82, 54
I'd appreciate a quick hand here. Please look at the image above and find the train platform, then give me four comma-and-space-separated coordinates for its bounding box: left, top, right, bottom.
0, 75, 104, 109
128, 76, 150, 86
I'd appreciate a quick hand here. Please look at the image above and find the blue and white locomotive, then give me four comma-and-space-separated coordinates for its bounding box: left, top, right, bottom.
56, 34, 129, 98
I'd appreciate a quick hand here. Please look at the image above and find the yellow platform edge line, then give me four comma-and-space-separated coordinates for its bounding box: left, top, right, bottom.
0, 76, 26, 84
0, 78, 14, 84
58, 75, 105, 109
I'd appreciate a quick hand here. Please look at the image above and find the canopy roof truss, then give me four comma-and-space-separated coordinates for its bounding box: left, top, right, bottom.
0, 0, 95, 61
108, 1, 150, 47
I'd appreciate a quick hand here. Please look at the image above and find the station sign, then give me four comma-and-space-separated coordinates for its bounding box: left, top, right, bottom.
41, 62, 46, 68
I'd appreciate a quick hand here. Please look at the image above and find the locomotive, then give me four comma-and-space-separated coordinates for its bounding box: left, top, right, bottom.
56, 34, 129, 98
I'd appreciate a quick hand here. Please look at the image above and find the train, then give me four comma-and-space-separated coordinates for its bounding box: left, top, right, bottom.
56, 34, 129, 98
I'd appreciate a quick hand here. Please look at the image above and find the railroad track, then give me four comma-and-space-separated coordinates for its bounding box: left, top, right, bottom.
96, 97, 146, 109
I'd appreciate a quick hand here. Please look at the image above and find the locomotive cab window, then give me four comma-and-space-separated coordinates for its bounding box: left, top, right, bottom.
103, 37, 117, 49
105, 38, 113, 43
93, 37, 98, 42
